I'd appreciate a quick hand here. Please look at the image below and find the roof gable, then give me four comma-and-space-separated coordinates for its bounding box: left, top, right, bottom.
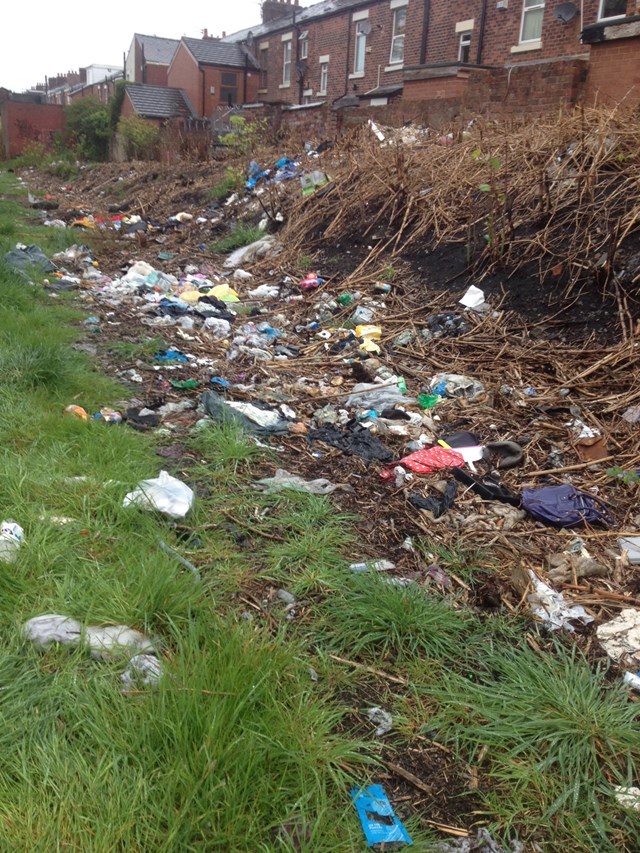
182, 37, 259, 69
124, 84, 197, 119
135, 34, 180, 65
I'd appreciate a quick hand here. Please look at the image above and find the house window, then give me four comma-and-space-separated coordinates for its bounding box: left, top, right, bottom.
389, 7, 406, 64
459, 32, 472, 63
282, 40, 292, 86
520, 0, 545, 43
259, 48, 268, 89
354, 21, 367, 73
299, 32, 308, 60
598, 0, 627, 19
220, 71, 237, 106
319, 61, 328, 95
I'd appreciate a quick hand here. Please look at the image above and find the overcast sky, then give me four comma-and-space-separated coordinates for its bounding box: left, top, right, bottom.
4, 0, 313, 92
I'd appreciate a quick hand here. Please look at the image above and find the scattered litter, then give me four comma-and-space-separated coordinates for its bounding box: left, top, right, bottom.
459, 285, 489, 312
613, 786, 640, 812
351, 784, 412, 847
623, 671, 640, 691
522, 485, 613, 528
158, 539, 201, 581
434, 828, 524, 853
0, 521, 24, 563
123, 471, 194, 519
64, 404, 88, 421
4, 243, 55, 273
430, 373, 486, 401
120, 653, 164, 689
408, 481, 457, 517
349, 559, 396, 573
596, 609, 640, 668
254, 469, 337, 495
23, 614, 156, 660
201, 390, 289, 436
619, 537, 640, 564
308, 424, 393, 462
223, 235, 279, 268
346, 378, 413, 411
367, 707, 393, 736
396, 447, 464, 475
527, 569, 593, 631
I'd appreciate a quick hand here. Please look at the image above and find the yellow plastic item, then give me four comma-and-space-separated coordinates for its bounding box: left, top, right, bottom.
177, 288, 202, 303
209, 284, 240, 303
356, 324, 382, 353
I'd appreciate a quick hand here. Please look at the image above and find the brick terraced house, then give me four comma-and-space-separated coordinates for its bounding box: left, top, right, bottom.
221, 0, 639, 110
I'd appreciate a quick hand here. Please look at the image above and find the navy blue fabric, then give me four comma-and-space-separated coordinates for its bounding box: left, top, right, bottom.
522, 484, 613, 528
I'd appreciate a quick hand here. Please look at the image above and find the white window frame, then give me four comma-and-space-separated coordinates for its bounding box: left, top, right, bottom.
519, 0, 545, 44
598, 0, 627, 20
458, 32, 472, 63
299, 32, 308, 60
319, 61, 329, 95
282, 40, 292, 87
354, 21, 367, 74
389, 7, 407, 65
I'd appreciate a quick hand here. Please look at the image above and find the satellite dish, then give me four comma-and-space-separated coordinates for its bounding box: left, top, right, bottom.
359, 20, 373, 35
554, 2, 578, 22
296, 60, 307, 76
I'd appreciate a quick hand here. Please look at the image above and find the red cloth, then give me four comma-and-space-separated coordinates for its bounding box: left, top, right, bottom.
398, 447, 464, 474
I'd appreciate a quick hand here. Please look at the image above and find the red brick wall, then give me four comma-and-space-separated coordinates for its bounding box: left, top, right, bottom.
255, 0, 420, 105
144, 64, 169, 87
425, 1, 483, 64
480, 0, 635, 65
1, 101, 65, 159
168, 43, 201, 115
585, 35, 640, 106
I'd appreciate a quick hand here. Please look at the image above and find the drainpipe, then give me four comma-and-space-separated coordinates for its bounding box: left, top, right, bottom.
476, 0, 489, 65
420, 0, 431, 64
344, 14, 353, 96
244, 52, 248, 104
201, 67, 205, 118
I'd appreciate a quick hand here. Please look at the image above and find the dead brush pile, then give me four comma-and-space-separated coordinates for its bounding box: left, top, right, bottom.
280, 108, 640, 303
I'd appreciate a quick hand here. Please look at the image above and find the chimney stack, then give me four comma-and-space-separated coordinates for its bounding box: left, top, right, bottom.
261, 0, 300, 24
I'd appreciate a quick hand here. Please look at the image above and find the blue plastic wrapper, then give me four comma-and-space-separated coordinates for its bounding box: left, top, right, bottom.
351, 784, 412, 847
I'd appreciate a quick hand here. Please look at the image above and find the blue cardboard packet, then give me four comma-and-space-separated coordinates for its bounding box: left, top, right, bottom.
351, 784, 412, 847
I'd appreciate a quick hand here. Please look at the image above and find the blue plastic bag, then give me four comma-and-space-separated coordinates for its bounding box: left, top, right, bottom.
351, 784, 412, 847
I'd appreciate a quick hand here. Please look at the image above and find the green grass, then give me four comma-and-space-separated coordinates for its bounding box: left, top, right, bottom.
1, 166, 639, 852
210, 224, 264, 254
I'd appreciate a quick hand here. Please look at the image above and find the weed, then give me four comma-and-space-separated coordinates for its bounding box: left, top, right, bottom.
298, 254, 315, 271
208, 168, 244, 200
210, 224, 263, 254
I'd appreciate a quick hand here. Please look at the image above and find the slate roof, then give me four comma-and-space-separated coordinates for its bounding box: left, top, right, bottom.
222, 0, 368, 43
125, 84, 197, 119
135, 34, 179, 65
182, 37, 260, 69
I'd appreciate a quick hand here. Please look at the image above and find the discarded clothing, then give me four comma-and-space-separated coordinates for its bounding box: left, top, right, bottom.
398, 447, 464, 474
409, 481, 457, 517
307, 424, 393, 463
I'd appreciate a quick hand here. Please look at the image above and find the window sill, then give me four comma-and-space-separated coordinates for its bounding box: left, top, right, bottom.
279, 83, 291, 89
257, 88, 267, 94
510, 40, 542, 53
384, 64, 403, 72
598, 14, 627, 21
349, 71, 365, 79
316, 91, 327, 97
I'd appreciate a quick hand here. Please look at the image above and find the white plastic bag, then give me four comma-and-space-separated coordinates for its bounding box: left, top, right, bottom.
123, 471, 194, 519
0, 520, 24, 563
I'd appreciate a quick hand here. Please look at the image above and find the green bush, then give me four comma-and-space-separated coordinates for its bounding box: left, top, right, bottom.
64, 97, 111, 161
117, 115, 160, 160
